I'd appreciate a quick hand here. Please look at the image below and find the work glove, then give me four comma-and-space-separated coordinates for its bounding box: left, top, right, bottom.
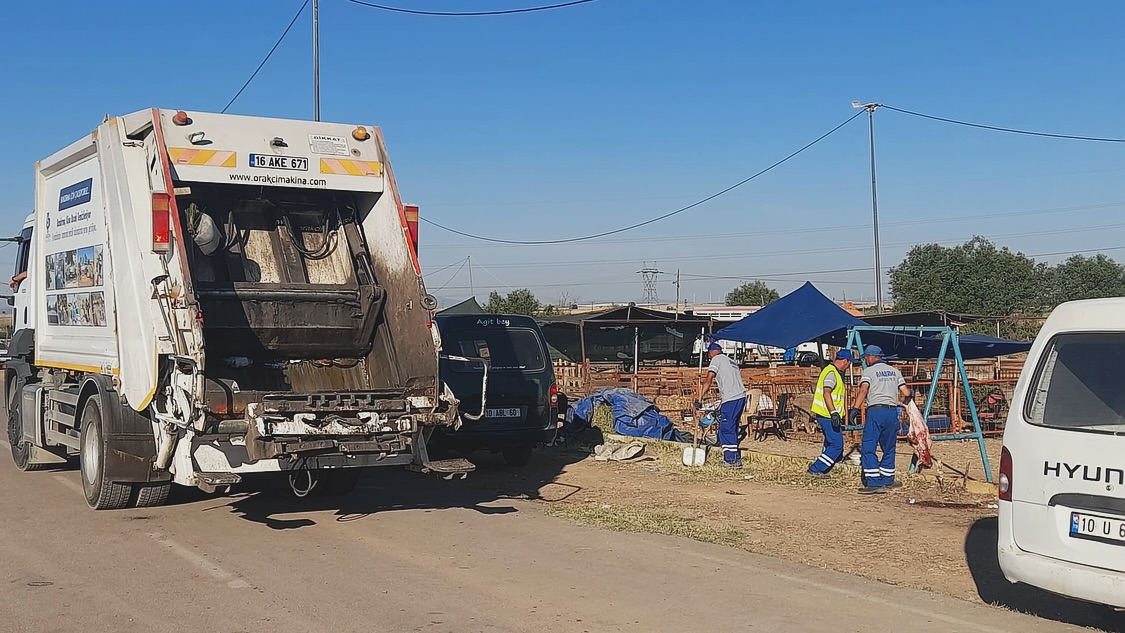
830, 412, 843, 433
693, 400, 702, 410
848, 408, 862, 425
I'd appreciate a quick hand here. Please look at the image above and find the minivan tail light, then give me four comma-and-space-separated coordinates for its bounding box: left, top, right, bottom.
549, 383, 558, 407
152, 193, 172, 252
999, 446, 1013, 502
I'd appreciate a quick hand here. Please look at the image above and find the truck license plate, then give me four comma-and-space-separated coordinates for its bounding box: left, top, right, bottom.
1070, 511, 1125, 545
485, 407, 521, 419
249, 154, 309, 171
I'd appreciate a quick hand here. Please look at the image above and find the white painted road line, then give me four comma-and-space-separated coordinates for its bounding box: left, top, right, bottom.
147, 532, 251, 589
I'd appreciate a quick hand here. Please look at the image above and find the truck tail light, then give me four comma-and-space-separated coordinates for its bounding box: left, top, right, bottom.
152, 193, 171, 252
404, 204, 419, 256
999, 446, 1012, 502
549, 383, 558, 407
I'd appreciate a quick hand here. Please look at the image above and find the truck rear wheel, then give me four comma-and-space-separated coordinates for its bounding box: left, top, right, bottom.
79, 397, 131, 510
133, 483, 172, 508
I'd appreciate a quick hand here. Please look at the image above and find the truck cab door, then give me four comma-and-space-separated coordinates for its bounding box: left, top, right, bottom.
11, 225, 34, 334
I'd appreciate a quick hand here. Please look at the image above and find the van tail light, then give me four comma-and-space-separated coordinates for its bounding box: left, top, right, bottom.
152, 193, 172, 252
999, 446, 1013, 502
549, 383, 559, 408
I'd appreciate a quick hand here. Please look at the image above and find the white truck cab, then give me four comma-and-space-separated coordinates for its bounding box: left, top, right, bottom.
998, 297, 1125, 609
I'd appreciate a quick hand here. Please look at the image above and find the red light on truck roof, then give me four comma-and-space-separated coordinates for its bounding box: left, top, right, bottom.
152, 193, 172, 253
172, 111, 190, 126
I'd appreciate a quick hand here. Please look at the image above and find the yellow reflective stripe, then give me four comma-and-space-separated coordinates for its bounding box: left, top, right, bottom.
319, 158, 382, 176
34, 360, 119, 376
167, 148, 237, 167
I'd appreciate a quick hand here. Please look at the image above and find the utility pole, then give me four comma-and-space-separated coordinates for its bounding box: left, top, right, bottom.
467, 255, 474, 298
313, 0, 320, 121
674, 269, 680, 319
853, 101, 883, 313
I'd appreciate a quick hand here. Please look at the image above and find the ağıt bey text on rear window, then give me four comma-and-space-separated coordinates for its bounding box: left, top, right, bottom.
447, 328, 546, 372
1025, 332, 1125, 430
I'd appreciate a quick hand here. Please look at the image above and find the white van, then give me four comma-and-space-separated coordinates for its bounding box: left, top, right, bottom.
998, 298, 1125, 609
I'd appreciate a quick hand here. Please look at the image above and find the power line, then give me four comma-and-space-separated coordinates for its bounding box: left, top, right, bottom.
421, 111, 865, 245
882, 104, 1125, 143
222, 0, 310, 114
426, 256, 469, 277
421, 200, 1125, 250
421, 221, 1125, 272
431, 259, 469, 291
344, 0, 596, 16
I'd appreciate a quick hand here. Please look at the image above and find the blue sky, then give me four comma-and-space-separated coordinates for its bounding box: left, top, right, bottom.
1, 0, 1123, 308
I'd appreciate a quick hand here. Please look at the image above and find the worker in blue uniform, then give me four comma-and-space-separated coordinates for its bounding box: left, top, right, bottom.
849, 345, 912, 495
807, 349, 857, 477
696, 342, 747, 468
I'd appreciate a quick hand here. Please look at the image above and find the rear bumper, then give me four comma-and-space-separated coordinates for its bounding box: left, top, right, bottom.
434, 426, 557, 449
998, 502, 1125, 608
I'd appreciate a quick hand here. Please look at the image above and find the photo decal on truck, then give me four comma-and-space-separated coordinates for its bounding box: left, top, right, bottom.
46, 245, 103, 290
45, 244, 106, 327
46, 292, 106, 327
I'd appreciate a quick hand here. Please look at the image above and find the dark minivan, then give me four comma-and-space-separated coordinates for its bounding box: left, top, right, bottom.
433, 314, 558, 466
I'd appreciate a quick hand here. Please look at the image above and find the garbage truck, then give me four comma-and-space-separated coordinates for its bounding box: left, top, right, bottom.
5, 108, 473, 509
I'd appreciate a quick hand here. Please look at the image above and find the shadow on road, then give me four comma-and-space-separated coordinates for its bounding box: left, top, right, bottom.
965, 516, 1124, 632
195, 429, 602, 530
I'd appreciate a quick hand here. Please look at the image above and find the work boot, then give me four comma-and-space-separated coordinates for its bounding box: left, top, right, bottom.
857, 486, 887, 495
886, 480, 903, 489
722, 460, 744, 470
806, 471, 829, 480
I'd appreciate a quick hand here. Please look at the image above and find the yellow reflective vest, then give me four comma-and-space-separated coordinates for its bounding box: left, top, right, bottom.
810, 364, 846, 418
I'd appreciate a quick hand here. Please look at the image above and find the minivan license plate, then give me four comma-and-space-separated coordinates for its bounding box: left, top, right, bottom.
1070, 512, 1125, 545
485, 407, 521, 419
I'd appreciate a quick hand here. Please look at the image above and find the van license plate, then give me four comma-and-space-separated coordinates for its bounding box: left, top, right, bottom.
1070, 512, 1125, 544
485, 408, 521, 419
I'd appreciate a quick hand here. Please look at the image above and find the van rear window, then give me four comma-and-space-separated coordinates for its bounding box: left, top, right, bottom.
1026, 333, 1125, 431
445, 328, 546, 372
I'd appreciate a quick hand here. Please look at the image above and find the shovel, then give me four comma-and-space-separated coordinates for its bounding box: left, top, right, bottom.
682, 415, 709, 467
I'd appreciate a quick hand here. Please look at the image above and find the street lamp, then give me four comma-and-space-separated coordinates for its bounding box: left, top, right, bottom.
852, 100, 883, 313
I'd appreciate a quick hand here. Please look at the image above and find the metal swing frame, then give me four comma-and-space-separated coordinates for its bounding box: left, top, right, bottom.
844, 325, 993, 483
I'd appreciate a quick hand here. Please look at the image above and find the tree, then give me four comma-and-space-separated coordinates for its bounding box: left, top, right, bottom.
888, 237, 1047, 315
484, 288, 542, 316
725, 281, 780, 306
1045, 254, 1125, 305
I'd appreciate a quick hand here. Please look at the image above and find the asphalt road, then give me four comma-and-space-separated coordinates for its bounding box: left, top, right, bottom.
0, 442, 1110, 633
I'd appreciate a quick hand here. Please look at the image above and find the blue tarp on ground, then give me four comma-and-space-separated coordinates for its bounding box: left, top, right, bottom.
713, 282, 867, 349
571, 388, 688, 442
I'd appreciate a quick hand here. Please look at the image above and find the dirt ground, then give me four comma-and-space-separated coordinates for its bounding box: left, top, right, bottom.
463, 435, 1003, 606
746, 434, 1003, 484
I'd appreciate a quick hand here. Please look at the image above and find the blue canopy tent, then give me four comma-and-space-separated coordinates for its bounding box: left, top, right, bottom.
713, 282, 866, 349
713, 282, 1033, 361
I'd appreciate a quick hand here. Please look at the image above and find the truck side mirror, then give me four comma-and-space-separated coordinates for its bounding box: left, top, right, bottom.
3, 295, 13, 307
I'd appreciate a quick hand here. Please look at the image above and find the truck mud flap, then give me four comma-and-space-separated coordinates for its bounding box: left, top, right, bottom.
104, 434, 171, 484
